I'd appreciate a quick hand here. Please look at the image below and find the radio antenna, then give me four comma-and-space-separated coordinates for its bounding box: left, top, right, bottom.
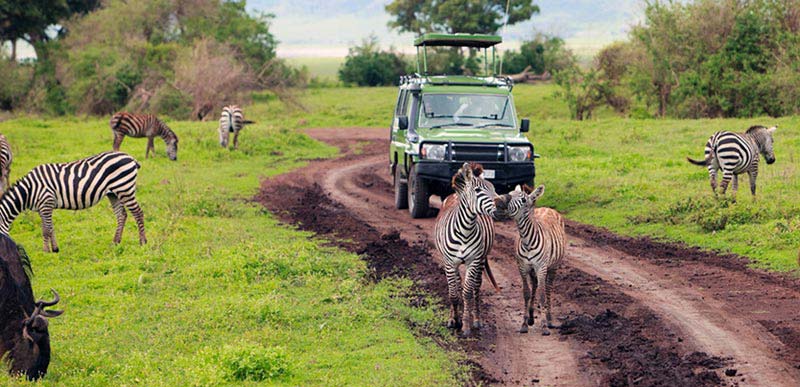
498, 0, 511, 75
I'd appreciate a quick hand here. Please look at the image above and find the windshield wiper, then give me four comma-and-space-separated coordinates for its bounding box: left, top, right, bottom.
430, 122, 474, 129
473, 123, 515, 128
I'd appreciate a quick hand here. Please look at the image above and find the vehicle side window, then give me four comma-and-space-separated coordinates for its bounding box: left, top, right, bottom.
395, 90, 408, 118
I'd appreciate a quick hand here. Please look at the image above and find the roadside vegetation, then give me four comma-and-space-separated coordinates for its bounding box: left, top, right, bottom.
254, 84, 800, 271
0, 117, 465, 386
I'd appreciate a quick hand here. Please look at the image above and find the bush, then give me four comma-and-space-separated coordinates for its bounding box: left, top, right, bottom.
0, 60, 33, 111
222, 344, 289, 382
339, 36, 407, 86
501, 34, 567, 75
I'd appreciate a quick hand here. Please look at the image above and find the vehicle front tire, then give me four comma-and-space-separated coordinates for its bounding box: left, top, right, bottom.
408, 166, 430, 218
394, 165, 408, 210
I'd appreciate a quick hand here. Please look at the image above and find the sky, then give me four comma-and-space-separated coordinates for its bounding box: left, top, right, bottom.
249, 0, 644, 57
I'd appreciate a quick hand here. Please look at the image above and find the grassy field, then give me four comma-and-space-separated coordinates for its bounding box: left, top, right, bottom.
285, 57, 344, 82
255, 83, 800, 271
0, 117, 466, 385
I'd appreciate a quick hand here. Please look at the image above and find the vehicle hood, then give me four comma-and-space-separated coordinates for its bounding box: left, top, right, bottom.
416, 128, 530, 144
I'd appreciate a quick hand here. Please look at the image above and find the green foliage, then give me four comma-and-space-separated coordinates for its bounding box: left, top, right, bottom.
501, 34, 566, 74
0, 60, 32, 110
222, 345, 289, 381
0, 108, 465, 386
385, 0, 539, 35
338, 36, 408, 87
604, 0, 800, 118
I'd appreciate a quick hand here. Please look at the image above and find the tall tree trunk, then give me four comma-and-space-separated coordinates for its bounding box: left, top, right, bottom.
10, 40, 16, 61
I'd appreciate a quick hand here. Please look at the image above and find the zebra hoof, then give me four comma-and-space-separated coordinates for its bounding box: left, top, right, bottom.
541, 328, 551, 336
526, 316, 534, 326
52, 247, 59, 253
519, 324, 529, 334
472, 321, 482, 330
459, 329, 473, 338
447, 319, 462, 330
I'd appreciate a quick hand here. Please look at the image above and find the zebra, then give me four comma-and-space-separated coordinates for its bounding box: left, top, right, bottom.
496, 185, 565, 335
434, 162, 499, 337
110, 112, 179, 161
687, 125, 777, 200
0, 151, 147, 252
0, 134, 12, 195
218, 105, 249, 150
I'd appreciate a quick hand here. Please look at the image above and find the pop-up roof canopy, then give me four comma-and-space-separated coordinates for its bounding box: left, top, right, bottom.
414, 33, 502, 48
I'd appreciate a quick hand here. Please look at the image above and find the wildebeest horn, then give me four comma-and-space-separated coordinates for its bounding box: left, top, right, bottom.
37, 289, 59, 307
22, 325, 33, 343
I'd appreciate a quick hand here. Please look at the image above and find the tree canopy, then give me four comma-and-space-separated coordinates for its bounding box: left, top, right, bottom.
385, 0, 539, 35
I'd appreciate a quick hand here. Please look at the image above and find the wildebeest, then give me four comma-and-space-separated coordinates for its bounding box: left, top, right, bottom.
0, 234, 63, 380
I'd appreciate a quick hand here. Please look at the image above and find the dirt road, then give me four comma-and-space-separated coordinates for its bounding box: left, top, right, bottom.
257, 127, 800, 386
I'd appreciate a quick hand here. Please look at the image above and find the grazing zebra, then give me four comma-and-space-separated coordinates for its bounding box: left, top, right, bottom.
434, 162, 499, 337
110, 112, 179, 161
496, 185, 565, 335
687, 125, 777, 199
0, 152, 147, 252
0, 134, 12, 195
218, 105, 246, 149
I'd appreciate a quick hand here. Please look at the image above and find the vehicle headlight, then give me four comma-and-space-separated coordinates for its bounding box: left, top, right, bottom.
508, 145, 532, 162
421, 143, 447, 160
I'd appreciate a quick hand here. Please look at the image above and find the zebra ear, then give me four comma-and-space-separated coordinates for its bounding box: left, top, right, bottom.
529, 185, 545, 201
461, 162, 473, 180
514, 185, 522, 192
768, 126, 777, 133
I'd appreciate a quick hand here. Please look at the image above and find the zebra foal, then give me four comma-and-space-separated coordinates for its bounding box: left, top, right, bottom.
0, 152, 147, 252
496, 185, 565, 335
687, 125, 777, 200
0, 134, 12, 195
218, 105, 253, 149
434, 162, 499, 337
110, 112, 179, 161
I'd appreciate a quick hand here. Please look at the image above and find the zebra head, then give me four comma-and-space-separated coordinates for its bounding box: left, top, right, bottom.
748, 125, 777, 165
166, 138, 178, 161
496, 184, 545, 221
452, 162, 497, 218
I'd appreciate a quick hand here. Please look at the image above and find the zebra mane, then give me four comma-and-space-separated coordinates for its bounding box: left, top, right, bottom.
745, 125, 767, 135
451, 162, 484, 190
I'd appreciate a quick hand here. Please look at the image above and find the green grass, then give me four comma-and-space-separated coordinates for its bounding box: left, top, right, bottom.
285, 57, 344, 81
252, 84, 800, 272
0, 117, 465, 385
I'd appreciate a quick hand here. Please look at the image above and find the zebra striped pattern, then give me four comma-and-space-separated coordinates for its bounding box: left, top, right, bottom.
496, 185, 565, 335
0, 134, 12, 195
687, 125, 777, 199
218, 105, 245, 149
0, 152, 147, 252
434, 162, 498, 337
110, 112, 179, 160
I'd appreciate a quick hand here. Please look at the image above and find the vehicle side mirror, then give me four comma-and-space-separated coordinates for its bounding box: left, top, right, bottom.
520, 118, 530, 133
398, 116, 409, 130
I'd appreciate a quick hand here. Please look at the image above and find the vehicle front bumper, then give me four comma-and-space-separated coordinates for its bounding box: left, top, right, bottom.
414, 160, 535, 191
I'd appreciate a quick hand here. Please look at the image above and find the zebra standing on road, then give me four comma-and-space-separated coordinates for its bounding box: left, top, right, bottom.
0, 134, 12, 195
434, 162, 499, 337
110, 112, 179, 161
687, 125, 777, 199
495, 185, 565, 335
218, 105, 248, 150
0, 152, 147, 252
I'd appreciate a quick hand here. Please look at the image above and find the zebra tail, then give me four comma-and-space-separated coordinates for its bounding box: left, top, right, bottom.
111, 114, 124, 130
686, 156, 710, 166
243, 120, 256, 124
484, 259, 500, 292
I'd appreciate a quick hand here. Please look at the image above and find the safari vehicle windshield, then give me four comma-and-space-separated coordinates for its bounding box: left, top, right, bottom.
418, 94, 516, 129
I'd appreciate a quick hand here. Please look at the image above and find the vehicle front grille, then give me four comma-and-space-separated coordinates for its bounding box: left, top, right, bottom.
450, 143, 505, 162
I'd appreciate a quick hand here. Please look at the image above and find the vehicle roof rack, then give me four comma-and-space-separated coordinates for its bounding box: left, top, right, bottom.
413, 33, 503, 76
414, 33, 502, 48
399, 74, 514, 90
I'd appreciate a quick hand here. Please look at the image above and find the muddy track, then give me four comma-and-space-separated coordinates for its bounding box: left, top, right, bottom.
256, 128, 800, 386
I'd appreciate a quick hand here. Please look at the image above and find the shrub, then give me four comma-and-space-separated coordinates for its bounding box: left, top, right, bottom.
339, 36, 407, 86
0, 60, 33, 111
501, 34, 567, 75
222, 344, 289, 382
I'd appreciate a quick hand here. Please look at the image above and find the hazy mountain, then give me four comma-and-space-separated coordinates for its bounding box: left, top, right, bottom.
249, 0, 642, 57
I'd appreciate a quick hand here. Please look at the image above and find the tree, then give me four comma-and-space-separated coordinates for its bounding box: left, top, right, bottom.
0, 0, 100, 60
385, 0, 539, 35
501, 33, 566, 74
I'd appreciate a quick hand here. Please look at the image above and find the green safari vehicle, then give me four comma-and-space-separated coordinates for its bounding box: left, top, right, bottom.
389, 33, 537, 218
